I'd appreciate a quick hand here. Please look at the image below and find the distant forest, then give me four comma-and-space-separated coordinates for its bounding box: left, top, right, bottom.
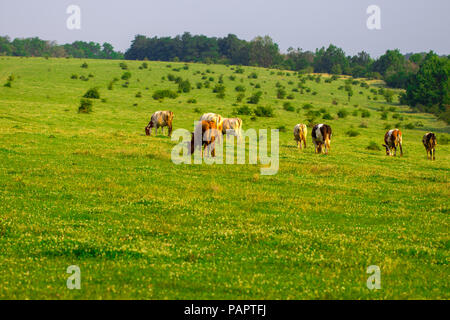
1, 33, 448, 123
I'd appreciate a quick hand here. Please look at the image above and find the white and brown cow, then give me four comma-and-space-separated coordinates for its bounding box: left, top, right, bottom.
189, 120, 219, 157
145, 111, 174, 137
222, 118, 243, 142
312, 124, 332, 154
293, 124, 307, 150
422, 132, 437, 160
382, 129, 403, 156
199, 113, 224, 142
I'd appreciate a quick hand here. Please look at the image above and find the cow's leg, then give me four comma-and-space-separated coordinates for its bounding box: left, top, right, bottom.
303, 137, 307, 149
168, 124, 172, 137
432, 148, 435, 160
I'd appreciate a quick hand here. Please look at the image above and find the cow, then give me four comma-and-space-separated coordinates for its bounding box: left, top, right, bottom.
293, 124, 307, 149
199, 113, 224, 142
422, 132, 437, 160
382, 129, 403, 156
222, 118, 243, 142
311, 124, 332, 154
189, 120, 219, 157
145, 111, 174, 137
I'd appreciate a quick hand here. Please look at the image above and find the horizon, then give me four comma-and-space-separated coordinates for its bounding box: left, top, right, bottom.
1, 0, 449, 58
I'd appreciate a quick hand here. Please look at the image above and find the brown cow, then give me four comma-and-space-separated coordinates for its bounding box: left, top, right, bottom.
312, 124, 332, 154
293, 124, 307, 149
145, 111, 174, 137
422, 132, 437, 160
189, 120, 218, 157
382, 129, 403, 156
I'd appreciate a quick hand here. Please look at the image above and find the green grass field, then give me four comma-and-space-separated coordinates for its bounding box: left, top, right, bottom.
0, 56, 448, 299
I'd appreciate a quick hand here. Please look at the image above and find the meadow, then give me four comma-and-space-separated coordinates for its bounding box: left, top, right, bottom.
0, 56, 448, 299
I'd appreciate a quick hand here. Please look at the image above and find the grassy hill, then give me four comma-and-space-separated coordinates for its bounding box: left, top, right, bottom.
0, 56, 448, 299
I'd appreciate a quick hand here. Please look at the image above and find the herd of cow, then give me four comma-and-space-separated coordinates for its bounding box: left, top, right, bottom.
145, 110, 438, 160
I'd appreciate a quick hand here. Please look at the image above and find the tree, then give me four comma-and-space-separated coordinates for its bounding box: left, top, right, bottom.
249, 36, 281, 68
402, 52, 449, 122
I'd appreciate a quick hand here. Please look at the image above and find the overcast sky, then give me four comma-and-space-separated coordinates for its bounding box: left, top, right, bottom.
1, 0, 449, 57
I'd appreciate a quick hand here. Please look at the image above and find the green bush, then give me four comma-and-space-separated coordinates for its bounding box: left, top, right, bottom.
346, 129, 360, 137
81, 62, 88, 69
248, 72, 258, 79
322, 113, 333, 120
78, 98, 93, 113
277, 88, 287, 99
366, 141, 381, 151
235, 85, 246, 92
119, 62, 128, 70
83, 87, 100, 99
187, 98, 197, 104
254, 106, 274, 117
235, 105, 252, 115
283, 102, 295, 112
337, 109, 349, 118
121, 72, 132, 80
178, 79, 191, 93
247, 91, 262, 104
152, 89, 178, 100
361, 110, 371, 118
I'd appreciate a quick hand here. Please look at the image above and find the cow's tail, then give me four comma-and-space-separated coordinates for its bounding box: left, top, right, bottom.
399, 134, 403, 156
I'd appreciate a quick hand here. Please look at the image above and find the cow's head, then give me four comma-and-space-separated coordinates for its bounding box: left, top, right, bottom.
430, 134, 437, 147
145, 122, 153, 136
382, 144, 390, 156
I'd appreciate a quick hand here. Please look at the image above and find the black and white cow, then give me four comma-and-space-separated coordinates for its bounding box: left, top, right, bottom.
422, 132, 437, 160
311, 124, 332, 154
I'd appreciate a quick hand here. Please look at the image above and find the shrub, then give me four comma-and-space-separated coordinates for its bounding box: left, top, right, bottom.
277, 125, 287, 132
142, 62, 148, 69
78, 98, 93, 113
135, 92, 142, 98
235, 67, 244, 74
405, 123, 415, 129
81, 62, 88, 68
366, 141, 381, 151
253, 106, 274, 117
71, 74, 78, 79
359, 122, 368, 128
303, 103, 313, 110
337, 109, 349, 118
235, 105, 252, 115
248, 72, 258, 79
235, 85, 246, 92
361, 110, 371, 118
247, 91, 262, 104
4, 81, 12, 88
346, 129, 360, 137
381, 111, 388, 120
283, 102, 295, 112
332, 99, 338, 105
277, 88, 287, 99
121, 72, 132, 80
119, 62, 128, 70
236, 93, 245, 102
152, 89, 178, 100
178, 79, 191, 93
322, 113, 333, 120
212, 84, 225, 94
287, 94, 295, 99
83, 87, 100, 99
196, 82, 203, 89
187, 98, 197, 104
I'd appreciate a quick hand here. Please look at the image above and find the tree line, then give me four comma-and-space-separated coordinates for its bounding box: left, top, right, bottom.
1, 33, 448, 123
0, 36, 123, 60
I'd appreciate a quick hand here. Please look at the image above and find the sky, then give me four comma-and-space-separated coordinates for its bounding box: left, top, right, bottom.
1, 0, 449, 57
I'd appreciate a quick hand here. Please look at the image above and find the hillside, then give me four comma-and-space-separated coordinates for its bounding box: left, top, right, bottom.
0, 56, 448, 299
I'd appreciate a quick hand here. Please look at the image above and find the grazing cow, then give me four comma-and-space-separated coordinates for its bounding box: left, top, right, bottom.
293, 124, 307, 149
312, 124, 332, 154
222, 118, 243, 141
382, 129, 403, 156
199, 113, 224, 142
145, 111, 174, 137
422, 132, 437, 160
190, 120, 218, 157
